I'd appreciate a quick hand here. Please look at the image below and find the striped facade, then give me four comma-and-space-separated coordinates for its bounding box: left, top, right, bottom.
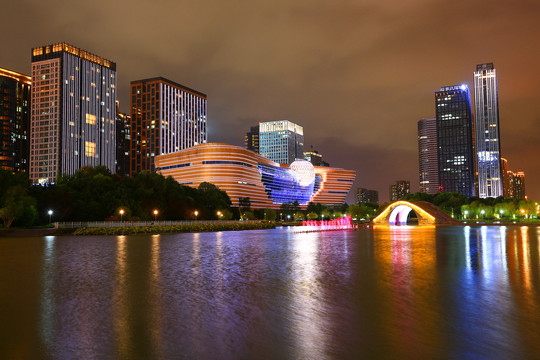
155, 143, 355, 209
30, 43, 117, 184
130, 78, 207, 176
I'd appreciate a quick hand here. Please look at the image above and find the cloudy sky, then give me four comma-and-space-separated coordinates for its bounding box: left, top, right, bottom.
2, 0, 539, 202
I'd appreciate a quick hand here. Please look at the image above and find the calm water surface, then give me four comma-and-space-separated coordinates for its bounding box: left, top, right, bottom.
0, 226, 539, 359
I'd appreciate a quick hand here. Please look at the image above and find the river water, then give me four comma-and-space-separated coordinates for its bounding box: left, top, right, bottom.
0, 226, 539, 359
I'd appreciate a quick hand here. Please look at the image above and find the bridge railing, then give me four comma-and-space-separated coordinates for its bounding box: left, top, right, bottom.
54, 220, 261, 229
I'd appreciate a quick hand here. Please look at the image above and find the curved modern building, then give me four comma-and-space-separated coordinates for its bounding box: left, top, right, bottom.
155, 143, 355, 209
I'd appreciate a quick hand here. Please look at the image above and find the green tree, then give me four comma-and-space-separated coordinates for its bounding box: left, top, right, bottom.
306, 212, 318, 220
294, 212, 305, 221
0, 185, 36, 229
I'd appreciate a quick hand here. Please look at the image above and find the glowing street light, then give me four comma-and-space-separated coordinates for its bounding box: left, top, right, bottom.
464, 210, 469, 219
217, 211, 223, 219
119, 209, 125, 222
287, 214, 291, 221
481, 209, 485, 219
48, 209, 53, 224
153, 209, 158, 221
194, 210, 198, 220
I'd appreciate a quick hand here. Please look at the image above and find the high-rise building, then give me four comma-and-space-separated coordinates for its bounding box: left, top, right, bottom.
304, 145, 329, 167
435, 85, 475, 197
501, 158, 510, 198
355, 188, 379, 205
390, 180, 410, 201
474, 63, 503, 198
417, 117, 438, 194
245, 125, 259, 153
116, 102, 130, 176
259, 120, 303, 164
509, 172, 526, 200
129, 77, 207, 176
30, 43, 117, 184
0, 68, 31, 172
501, 158, 526, 200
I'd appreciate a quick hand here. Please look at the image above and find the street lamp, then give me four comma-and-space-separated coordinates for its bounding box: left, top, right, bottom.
194, 210, 198, 220
481, 209, 485, 219
217, 211, 222, 219
464, 210, 468, 219
48, 209, 53, 224
287, 214, 291, 221
499, 209, 503, 219
119, 209, 124, 222
153, 209, 158, 221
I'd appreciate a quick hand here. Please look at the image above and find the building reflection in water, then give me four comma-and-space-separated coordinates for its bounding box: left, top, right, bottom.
288, 231, 327, 359
40, 236, 56, 355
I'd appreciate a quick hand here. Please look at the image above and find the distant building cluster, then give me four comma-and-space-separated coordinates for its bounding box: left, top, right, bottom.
355, 188, 379, 205
390, 180, 410, 201
417, 63, 526, 200
1, 42, 355, 208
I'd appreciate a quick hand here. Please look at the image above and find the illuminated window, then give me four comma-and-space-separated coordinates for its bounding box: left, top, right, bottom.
85, 141, 96, 157
86, 114, 96, 125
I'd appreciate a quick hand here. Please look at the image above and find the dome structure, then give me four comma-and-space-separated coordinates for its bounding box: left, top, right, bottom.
289, 159, 315, 187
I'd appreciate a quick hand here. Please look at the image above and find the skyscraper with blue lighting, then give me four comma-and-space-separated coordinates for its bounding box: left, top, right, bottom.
435, 85, 475, 197
474, 63, 503, 198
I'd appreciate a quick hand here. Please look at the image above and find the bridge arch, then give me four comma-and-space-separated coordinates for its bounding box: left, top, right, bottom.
372, 200, 458, 226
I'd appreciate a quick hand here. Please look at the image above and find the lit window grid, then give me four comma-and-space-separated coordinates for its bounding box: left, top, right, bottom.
474, 67, 503, 198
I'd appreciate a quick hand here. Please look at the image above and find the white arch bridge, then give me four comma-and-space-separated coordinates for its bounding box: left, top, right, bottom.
372, 200, 458, 226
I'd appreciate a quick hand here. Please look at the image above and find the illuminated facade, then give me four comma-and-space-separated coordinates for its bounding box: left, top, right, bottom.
390, 180, 410, 201
116, 102, 130, 176
259, 120, 303, 164
244, 125, 259, 153
155, 143, 355, 209
501, 158, 526, 199
417, 117, 439, 194
474, 63, 503, 198
130, 77, 207, 176
0, 68, 31, 172
30, 43, 117, 184
435, 85, 475, 197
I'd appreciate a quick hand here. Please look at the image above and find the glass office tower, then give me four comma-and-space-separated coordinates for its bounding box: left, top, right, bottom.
474, 63, 503, 198
435, 85, 475, 197
259, 120, 303, 164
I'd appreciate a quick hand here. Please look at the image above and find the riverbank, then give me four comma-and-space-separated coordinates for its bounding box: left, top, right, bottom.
72, 221, 277, 235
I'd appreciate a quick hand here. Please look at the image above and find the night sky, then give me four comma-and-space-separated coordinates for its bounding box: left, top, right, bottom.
2, 0, 539, 202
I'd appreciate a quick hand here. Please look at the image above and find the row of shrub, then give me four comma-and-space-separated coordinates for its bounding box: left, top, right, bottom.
73, 221, 277, 236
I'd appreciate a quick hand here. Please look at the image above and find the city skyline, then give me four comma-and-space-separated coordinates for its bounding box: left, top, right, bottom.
1, 1, 539, 202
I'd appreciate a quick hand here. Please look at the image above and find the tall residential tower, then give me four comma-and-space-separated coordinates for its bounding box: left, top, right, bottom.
474, 63, 503, 198
417, 117, 439, 194
129, 77, 207, 176
435, 85, 475, 197
0, 68, 31, 172
30, 43, 117, 183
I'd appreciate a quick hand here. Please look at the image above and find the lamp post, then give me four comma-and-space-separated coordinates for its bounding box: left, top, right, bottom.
287, 214, 291, 222
217, 211, 222, 219
481, 209, 485, 220
48, 209, 53, 224
119, 209, 124, 222
464, 210, 468, 220
194, 210, 198, 220
153, 209, 158, 221
499, 209, 503, 220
